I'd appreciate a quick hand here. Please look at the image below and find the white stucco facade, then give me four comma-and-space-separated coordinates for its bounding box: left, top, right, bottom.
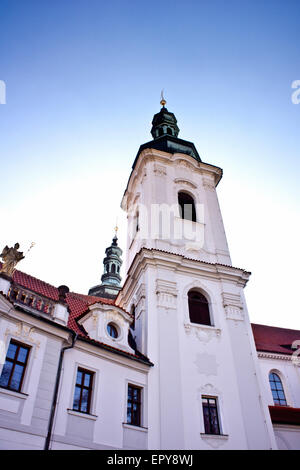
118, 147, 279, 449
0, 110, 299, 450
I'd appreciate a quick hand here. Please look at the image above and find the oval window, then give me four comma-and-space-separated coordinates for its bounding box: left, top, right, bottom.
107, 323, 118, 339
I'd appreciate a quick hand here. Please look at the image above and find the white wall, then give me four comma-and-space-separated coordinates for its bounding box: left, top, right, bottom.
52, 341, 149, 449
0, 303, 65, 450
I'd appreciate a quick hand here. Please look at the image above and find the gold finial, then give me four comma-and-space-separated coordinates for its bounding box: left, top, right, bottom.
26, 242, 36, 254
160, 89, 166, 107
114, 218, 118, 236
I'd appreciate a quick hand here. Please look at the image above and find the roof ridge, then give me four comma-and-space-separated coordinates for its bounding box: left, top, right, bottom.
0, 262, 58, 291
142, 247, 251, 273
252, 322, 300, 334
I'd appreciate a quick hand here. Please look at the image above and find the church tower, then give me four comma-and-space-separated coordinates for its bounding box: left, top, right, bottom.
118, 98, 277, 449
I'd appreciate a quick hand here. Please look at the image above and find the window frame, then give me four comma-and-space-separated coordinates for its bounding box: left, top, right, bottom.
188, 289, 212, 326
269, 372, 288, 406
107, 322, 119, 339
201, 395, 221, 435
127, 383, 142, 427
178, 191, 197, 223
0, 339, 31, 393
72, 367, 94, 415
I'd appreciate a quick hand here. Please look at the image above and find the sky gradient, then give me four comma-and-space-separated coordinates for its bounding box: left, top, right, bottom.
1, 0, 300, 329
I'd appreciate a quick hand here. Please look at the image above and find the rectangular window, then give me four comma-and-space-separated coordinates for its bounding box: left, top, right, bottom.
202, 396, 221, 435
73, 368, 94, 414
127, 384, 142, 427
0, 340, 30, 392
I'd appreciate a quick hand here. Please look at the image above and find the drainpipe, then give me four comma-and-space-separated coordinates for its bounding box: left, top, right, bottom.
44, 331, 77, 450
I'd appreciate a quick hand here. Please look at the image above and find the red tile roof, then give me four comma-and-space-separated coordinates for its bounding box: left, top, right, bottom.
65, 292, 115, 334
251, 323, 300, 356
0, 264, 149, 363
269, 406, 300, 425
0, 264, 122, 332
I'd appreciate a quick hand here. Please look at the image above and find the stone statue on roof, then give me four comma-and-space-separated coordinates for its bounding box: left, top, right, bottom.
0, 243, 25, 277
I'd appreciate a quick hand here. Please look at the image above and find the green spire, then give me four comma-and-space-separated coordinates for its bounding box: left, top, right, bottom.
151, 106, 180, 139
151, 93, 180, 139
101, 234, 122, 288
88, 232, 123, 300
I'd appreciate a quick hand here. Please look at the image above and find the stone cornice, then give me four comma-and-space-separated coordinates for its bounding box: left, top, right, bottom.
1, 304, 72, 341
118, 248, 250, 306
75, 337, 151, 372
257, 351, 299, 363
79, 302, 132, 324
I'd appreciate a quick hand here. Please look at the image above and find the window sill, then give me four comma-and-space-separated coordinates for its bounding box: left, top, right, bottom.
122, 423, 148, 433
200, 433, 229, 439
67, 409, 98, 420
189, 322, 216, 330
0, 387, 28, 400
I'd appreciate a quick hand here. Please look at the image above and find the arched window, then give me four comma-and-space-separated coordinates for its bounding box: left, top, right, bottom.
158, 127, 164, 137
178, 192, 196, 222
188, 290, 211, 326
166, 127, 173, 135
269, 372, 287, 406
111, 264, 116, 273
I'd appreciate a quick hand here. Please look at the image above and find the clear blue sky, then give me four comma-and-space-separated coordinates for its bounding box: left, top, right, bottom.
0, 0, 299, 328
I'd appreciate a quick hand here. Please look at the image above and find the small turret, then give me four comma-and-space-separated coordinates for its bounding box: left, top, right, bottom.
131, 93, 201, 170
151, 104, 180, 139
88, 230, 123, 300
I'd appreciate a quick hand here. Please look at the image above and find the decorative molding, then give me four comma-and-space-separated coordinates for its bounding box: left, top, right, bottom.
135, 284, 146, 319
92, 313, 98, 327
156, 279, 177, 309
202, 178, 215, 191
176, 158, 194, 170
222, 292, 244, 321
153, 164, 166, 176
5, 321, 41, 356
174, 178, 197, 189
200, 433, 229, 449
258, 352, 300, 365
224, 305, 244, 321
198, 382, 221, 397
184, 323, 221, 342
133, 192, 141, 206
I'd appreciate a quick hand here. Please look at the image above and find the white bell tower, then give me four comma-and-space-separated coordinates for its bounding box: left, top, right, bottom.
118, 99, 277, 450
